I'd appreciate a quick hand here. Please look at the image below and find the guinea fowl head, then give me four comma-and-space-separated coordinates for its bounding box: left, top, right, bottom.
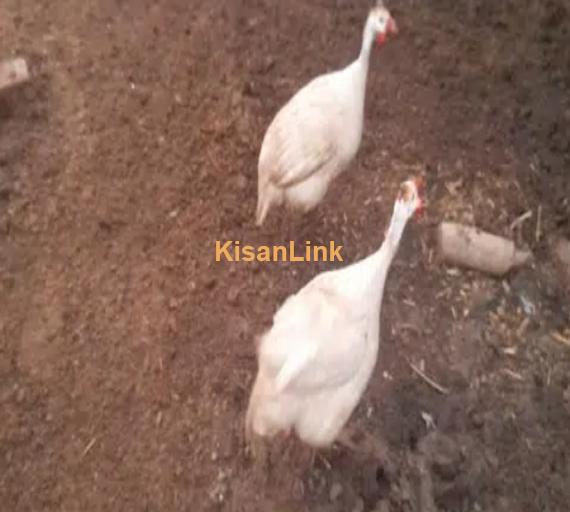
395, 177, 424, 222
383, 177, 424, 243
369, 1, 398, 46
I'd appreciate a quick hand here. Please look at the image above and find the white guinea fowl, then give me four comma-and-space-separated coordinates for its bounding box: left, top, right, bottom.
255, 0, 398, 226
246, 177, 424, 459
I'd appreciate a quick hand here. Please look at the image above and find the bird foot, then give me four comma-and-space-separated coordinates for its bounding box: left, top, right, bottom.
246, 429, 294, 468
297, 446, 317, 470
246, 434, 271, 473
336, 426, 396, 476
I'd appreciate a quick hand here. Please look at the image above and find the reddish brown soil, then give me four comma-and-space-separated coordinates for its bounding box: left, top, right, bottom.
1, 1, 569, 511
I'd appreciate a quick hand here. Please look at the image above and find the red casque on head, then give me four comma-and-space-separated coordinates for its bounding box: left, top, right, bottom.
413, 177, 425, 220
376, 16, 398, 46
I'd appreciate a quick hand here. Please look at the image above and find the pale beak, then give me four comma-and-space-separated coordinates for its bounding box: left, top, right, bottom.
413, 176, 425, 194
387, 17, 398, 36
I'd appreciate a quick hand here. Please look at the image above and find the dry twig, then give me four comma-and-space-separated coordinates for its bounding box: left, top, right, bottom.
517, 317, 530, 337
400, 323, 421, 335
502, 368, 524, 381
535, 205, 542, 242
81, 437, 97, 458
409, 361, 449, 395
551, 331, 570, 349
510, 210, 532, 231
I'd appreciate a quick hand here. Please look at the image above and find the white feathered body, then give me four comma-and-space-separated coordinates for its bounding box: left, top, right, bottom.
256, 58, 369, 224
245, 248, 391, 447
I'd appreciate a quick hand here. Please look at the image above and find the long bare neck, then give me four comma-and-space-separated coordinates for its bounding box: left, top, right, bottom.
345, 15, 375, 113
340, 15, 374, 122
340, 206, 410, 306
357, 16, 375, 72
367, 207, 410, 297
382, 207, 409, 255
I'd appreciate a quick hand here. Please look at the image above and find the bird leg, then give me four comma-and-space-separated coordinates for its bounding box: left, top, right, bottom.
335, 427, 362, 453
282, 430, 317, 469
247, 433, 271, 468
335, 425, 395, 475
246, 428, 299, 484
310, 447, 318, 467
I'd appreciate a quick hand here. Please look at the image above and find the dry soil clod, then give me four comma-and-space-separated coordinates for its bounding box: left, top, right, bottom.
437, 222, 532, 276
0, 57, 29, 92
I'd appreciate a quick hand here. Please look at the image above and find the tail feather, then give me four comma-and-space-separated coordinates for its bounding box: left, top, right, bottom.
255, 194, 271, 227
256, 179, 283, 226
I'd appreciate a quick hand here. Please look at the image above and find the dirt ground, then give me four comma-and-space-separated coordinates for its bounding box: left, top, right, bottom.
1, 0, 569, 511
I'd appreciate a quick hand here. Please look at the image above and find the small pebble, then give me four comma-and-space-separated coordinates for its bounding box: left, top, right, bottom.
227, 286, 240, 304
471, 412, 484, 428
235, 175, 248, 190
220, 434, 235, 459
373, 500, 390, 512
16, 388, 26, 404
203, 277, 216, 290
292, 478, 305, 500
329, 482, 343, 502
351, 497, 365, 512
